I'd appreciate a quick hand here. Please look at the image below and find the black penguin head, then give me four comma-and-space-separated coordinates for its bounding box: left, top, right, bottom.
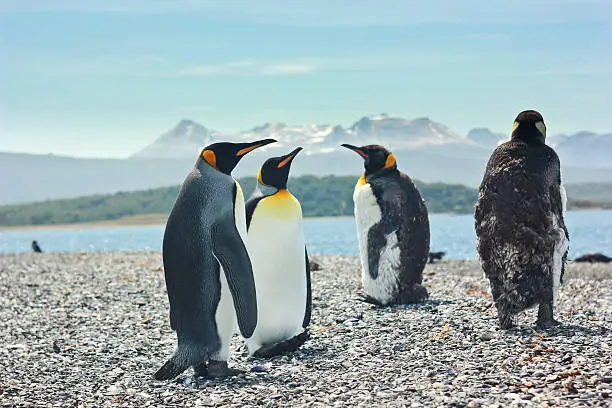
258, 147, 303, 189
341, 144, 397, 175
511, 110, 547, 144
198, 138, 277, 175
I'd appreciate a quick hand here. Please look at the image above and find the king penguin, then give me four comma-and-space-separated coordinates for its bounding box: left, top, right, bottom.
475, 110, 570, 329
341, 144, 430, 306
154, 138, 277, 380
244, 147, 312, 358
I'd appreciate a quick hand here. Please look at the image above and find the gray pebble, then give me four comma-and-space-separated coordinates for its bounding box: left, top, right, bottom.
0, 252, 610, 407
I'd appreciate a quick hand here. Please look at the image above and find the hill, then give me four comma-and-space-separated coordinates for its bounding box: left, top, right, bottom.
0, 177, 609, 228
2, 114, 611, 206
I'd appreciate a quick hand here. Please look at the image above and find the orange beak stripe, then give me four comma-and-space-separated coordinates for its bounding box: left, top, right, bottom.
237, 144, 264, 156
354, 149, 368, 158
277, 152, 298, 168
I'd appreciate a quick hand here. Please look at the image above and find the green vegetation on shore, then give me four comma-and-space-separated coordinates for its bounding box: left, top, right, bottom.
0, 176, 610, 228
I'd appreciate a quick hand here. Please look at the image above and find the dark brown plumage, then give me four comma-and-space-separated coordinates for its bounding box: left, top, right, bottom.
475, 110, 569, 329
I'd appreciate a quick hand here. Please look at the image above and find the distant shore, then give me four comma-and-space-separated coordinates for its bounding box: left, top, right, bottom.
0, 214, 169, 232
0, 213, 358, 232
1, 206, 611, 232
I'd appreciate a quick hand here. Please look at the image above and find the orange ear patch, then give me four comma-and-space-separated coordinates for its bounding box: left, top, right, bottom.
202, 150, 217, 168
384, 153, 396, 168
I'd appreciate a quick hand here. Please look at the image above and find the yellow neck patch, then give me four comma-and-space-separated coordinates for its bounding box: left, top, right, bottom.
202, 150, 217, 168
512, 121, 519, 133
384, 153, 396, 168
535, 121, 547, 138
256, 189, 302, 220
257, 168, 263, 184
357, 173, 367, 186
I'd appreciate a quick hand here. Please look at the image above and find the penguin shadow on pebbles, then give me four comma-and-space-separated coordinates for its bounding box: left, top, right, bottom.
341, 143, 431, 308
495, 321, 610, 339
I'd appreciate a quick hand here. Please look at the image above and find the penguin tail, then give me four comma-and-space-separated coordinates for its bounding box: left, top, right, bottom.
399, 283, 429, 304
496, 284, 540, 317
153, 345, 209, 381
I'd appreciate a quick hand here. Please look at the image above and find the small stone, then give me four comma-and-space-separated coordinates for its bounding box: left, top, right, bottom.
106, 385, 121, 395
250, 365, 267, 372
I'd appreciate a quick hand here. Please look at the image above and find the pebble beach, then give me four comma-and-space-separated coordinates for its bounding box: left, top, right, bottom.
1, 252, 611, 407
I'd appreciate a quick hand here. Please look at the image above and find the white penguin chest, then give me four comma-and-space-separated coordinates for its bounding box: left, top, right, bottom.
353, 178, 400, 305
552, 181, 569, 304
246, 190, 307, 352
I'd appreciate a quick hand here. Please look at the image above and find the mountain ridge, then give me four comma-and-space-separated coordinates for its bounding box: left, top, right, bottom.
130, 114, 612, 172
2, 114, 611, 206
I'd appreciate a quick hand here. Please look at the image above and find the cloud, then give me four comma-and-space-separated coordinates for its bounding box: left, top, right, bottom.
178, 105, 217, 113
6, 51, 462, 78
175, 53, 466, 77
176, 60, 317, 77
1, 0, 610, 25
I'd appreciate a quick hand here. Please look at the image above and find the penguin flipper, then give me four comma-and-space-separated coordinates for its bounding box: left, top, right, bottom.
245, 193, 265, 230
211, 215, 258, 339
303, 247, 312, 328
366, 223, 385, 279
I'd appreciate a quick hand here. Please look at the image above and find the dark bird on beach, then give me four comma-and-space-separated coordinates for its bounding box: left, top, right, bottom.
475, 110, 569, 330
31, 240, 43, 253
574, 253, 611, 263
428, 251, 446, 264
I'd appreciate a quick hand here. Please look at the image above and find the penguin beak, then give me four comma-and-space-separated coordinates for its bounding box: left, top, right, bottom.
236, 138, 277, 156
341, 144, 368, 159
277, 147, 303, 168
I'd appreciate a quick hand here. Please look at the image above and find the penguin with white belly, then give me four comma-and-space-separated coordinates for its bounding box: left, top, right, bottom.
244, 147, 312, 358
154, 138, 276, 381
475, 110, 569, 329
341, 144, 430, 306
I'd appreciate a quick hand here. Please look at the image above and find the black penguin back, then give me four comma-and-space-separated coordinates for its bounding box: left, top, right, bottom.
368, 168, 430, 302
475, 139, 568, 313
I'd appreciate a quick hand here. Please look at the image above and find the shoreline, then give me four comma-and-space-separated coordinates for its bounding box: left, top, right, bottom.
1, 207, 610, 232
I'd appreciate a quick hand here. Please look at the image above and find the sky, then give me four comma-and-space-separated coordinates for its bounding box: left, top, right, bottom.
1, 0, 611, 158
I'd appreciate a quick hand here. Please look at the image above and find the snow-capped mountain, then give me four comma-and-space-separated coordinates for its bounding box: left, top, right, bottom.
131, 114, 477, 159
551, 131, 612, 168
131, 119, 221, 159
466, 128, 507, 148
130, 115, 612, 172
3, 116, 611, 205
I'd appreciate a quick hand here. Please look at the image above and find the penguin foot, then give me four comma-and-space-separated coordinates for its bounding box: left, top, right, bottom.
535, 318, 561, 329
399, 284, 430, 304
206, 360, 244, 378
356, 293, 383, 306
252, 330, 311, 358
536, 302, 561, 329
193, 361, 208, 377
498, 314, 517, 330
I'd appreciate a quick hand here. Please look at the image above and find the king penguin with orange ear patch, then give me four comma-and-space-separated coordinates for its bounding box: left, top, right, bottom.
341, 144, 430, 306
154, 138, 276, 381
244, 147, 312, 358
